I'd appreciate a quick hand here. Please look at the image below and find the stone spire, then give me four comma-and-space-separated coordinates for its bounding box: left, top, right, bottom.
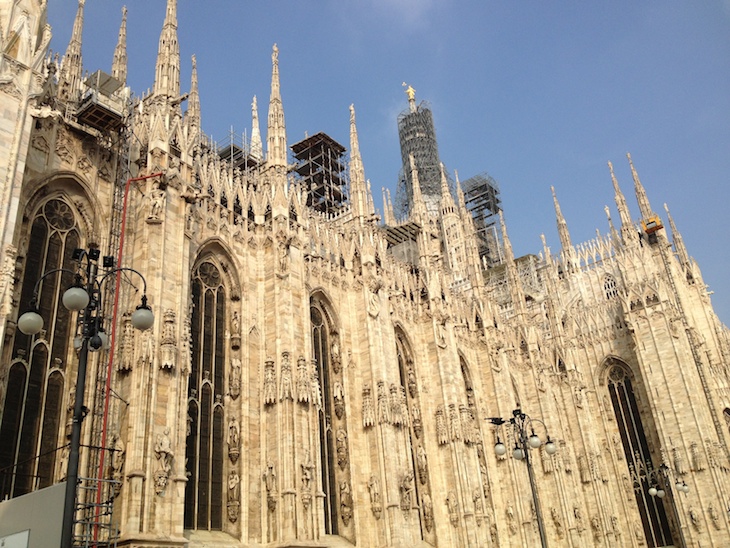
250, 96, 263, 161
409, 154, 427, 221
111, 6, 128, 85
153, 0, 180, 97
58, 0, 85, 101
439, 163, 456, 216
266, 44, 287, 167
185, 55, 200, 133
551, 186, 573, 252
664, 203, 690, 267
500, 211, 525, 315
605, 206, 620, 247
628, 153, 654, 219
349, 104, 373, 219
382, 187, 396, 225
608, 161, 637, 244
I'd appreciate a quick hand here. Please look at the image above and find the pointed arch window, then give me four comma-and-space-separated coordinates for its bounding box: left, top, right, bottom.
604, 275, 618, 300
185, 260, 226, 530
310, 298, 339, 535
607, 362, 674, 547
0, 198, 79, 499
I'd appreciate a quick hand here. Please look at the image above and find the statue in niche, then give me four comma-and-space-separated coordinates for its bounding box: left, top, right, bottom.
367, 288, 380, 318
708, 503, 720, 530
110, 434, 125, 496
263, 461, 277, 512
473, 488, 484, 517
155, 427, 173, 473
417, 445, 428, 485
230, 311, 241, 349
591, 515, 602, 541
574, 506, 585, 533
148, 182, 165, 222
377, 381, 389, 424
58, 446, 69, 481
400, 471, 414, 511
333, 380, 345, 419
362, 382, 374, 428
506, 504, 516, 535
311, 362, 322, 408
551, 507, 564, 539
227, 470, 240, 523
412, 404, 422, 439
279, 355, 293, 401
407, 366, 417, 398
446, 491, 459, 527
228, 417, 240, 463
340, 481, 353, 525
119, 313, 134, 372
368, 475, 382, 519
449, 404, 461, 441
688, 506, 701, 531
263, 358, 276, 405
390, 384, 402, 426
422, 493, 434, 532
297, 356, 310, 404
330, 332, 341, 373
278, 241, 289, 273
230, 357, 242, 400
336, 429, 348, 470
159, 309, 177, 370
301, 452, 314, 493
399, 387, 409, 427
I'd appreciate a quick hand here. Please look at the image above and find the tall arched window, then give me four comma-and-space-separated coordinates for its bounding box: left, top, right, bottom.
185, 260, 226, 530
0, 198, 79, 498
607, 361, 674, 547
395, 328, 427, 538
310, 297, 339, 534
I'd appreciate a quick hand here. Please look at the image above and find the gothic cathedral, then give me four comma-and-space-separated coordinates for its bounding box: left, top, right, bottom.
0, 2, 729, 547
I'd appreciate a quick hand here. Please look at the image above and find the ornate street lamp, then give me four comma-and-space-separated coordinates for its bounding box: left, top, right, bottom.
488, 408, 557, 548
17, 246, 152, 548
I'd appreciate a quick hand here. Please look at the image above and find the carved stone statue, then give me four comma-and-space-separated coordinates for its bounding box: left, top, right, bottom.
230, 357, 242, 400
300, 452, 314, 492
446, 491, 459, 527
227, 470, 240, 522
340, 481, 353, 525
422, 492, 434, 532
297, 356, 310, 404
263, 357, 276, 405
155, 427, 173, 473
336, 429, 348, 470
111, 434, 125, 496
280, 354, 293, 401
362, 382, 375, 428
417, 445, 428, 485
400, 471, 414, 511
228, 416, 240, 463
148, 183, 165, 221
263, 461, 277, 512
368, 475, 382, 519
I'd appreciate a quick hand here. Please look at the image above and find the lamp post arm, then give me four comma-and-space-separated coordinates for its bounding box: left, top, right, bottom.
23, 267, 79, 305
97, 266, 149, 296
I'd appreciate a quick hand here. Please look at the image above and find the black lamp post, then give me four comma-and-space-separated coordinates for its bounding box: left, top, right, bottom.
488, 408, 557, 548
17, 246, 153, 548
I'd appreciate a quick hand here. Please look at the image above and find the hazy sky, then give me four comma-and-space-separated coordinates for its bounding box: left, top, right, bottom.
47, 1, 730, 323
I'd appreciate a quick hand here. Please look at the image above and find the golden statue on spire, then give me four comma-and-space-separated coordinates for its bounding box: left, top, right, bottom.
402, 82, 416, 102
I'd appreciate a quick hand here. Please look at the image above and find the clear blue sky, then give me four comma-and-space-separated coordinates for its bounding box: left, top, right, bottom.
48, 1, 730, 324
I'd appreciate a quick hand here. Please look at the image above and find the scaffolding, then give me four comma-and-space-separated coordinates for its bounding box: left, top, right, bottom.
462, 172, 503, 266
396, 101, 442, 216
291, 132, 348, 215
214, 127, 260, 171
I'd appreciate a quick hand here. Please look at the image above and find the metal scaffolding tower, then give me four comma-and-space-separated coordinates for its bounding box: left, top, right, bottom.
462, 172, 503, 266
396, 101, 442, 216
291, 132, 348, 215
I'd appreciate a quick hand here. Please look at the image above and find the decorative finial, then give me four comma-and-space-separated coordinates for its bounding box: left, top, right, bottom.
403, 82, 417, 112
